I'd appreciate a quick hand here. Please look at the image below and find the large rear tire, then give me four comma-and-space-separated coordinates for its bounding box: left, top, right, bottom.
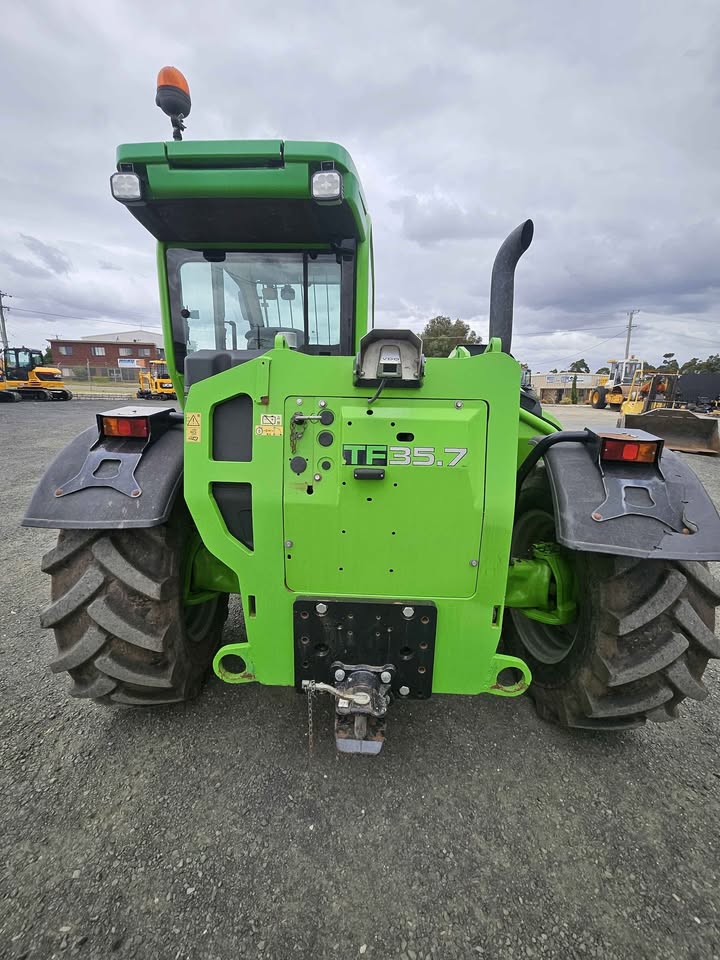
590, 387, 607, 409
40, 503, 229, 705
503, 477, 720, 729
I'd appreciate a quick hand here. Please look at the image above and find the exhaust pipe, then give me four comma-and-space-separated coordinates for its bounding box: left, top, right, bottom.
488, 219, 534, 354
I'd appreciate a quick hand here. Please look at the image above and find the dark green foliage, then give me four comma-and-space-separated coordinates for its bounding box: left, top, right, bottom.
568, 359, 590, 373
419, 317, 480, 358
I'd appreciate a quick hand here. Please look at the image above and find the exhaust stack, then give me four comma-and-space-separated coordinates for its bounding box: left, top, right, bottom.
488, 219, 534, 354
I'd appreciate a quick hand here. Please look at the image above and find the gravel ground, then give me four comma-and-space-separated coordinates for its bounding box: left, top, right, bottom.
1, 401, 719, 960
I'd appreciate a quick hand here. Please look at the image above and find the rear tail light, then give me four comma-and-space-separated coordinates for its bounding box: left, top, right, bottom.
102, 416, 150, 439
600, 436, 660, 463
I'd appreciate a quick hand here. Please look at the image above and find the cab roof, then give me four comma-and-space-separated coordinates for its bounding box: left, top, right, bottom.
115, 139, 369, 245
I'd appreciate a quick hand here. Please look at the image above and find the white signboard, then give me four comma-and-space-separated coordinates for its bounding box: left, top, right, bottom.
118, 358, 144, 368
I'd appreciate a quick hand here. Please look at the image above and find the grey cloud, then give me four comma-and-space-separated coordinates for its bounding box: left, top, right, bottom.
20, 234, 73, 274
393, 193, 504, 246
0, 252, 52, 280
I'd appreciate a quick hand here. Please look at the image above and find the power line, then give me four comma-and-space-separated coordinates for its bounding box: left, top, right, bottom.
8, 305, 161, 330
553, 329, 628, 368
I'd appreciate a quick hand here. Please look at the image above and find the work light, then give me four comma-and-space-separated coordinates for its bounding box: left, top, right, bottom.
311, 169, 342, 202
110, 173, 142, 202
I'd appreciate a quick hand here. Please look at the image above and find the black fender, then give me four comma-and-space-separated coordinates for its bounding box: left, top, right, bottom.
23, 423, 184, 530
542, 439, 720, 561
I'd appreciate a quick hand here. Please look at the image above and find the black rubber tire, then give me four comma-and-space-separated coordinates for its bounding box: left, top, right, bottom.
591, 387, 607, 409
503, 477, 720, 730
40, 503, 229, 705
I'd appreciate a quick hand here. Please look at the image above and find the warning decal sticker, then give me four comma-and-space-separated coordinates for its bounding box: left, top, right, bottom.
185, 412, 202, 443
255, 414, 283, 437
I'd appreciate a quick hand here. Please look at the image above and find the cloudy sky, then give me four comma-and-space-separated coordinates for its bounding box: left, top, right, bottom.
1, 0, 718, 372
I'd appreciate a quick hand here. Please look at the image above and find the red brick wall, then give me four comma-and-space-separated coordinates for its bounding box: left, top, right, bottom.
47, 341, 163, 365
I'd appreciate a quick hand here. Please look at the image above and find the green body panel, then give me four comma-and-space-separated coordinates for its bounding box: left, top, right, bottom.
184, 339, 532, 695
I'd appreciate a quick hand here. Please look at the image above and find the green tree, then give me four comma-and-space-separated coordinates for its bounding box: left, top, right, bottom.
549, 368, 558, 374
680, 357, 701, 375
595, 366, 610, 375
699, 354, 720, 373
419, 316, 480, 358
42, 347, 53, 365
568, 358, 590, 373
570, 374, 578, 404
657, 352, 679, 372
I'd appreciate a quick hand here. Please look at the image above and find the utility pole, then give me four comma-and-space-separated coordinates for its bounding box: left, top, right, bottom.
624, 309, 640, 359
0, 290, 12, 351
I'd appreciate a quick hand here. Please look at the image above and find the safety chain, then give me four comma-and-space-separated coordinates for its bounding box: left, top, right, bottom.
306, 680, 316, 754
290, 415, 307, 455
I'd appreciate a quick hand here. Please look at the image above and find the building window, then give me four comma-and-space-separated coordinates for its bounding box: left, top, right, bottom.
91, 346, 106, 356
118, 347, 133, 357
58, 345, 73, 356
138, 348, 152, 357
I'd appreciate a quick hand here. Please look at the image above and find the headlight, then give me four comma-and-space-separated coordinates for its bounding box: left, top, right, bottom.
311, 169, 342, 202
110, 172, 142, 201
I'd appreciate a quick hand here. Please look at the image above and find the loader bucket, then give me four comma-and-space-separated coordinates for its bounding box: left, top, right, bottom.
621, 408, 720, 455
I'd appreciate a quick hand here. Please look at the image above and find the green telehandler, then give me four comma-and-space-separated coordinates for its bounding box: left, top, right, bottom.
24, 69, 720, 753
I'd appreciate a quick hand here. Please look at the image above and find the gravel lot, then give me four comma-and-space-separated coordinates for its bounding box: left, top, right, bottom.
2, 401, 719, 960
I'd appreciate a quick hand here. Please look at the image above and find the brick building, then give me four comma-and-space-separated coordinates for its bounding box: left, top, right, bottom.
48, 329, 164, 380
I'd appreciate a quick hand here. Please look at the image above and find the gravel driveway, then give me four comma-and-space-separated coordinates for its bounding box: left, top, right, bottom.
1, 401, 719, 960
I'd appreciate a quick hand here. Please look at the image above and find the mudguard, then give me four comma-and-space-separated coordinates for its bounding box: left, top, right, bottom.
23, 423, 184, 530
543, 440, 720, 561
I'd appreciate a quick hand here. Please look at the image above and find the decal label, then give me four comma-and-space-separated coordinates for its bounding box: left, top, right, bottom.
185, 412, 202, 443
255, 413, 283, 437
342, 444, 467, 467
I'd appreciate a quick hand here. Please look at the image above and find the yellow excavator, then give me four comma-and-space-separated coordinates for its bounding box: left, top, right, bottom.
136, 359, 176, 400
618, 370, 720, 455
0, 347, 73, 402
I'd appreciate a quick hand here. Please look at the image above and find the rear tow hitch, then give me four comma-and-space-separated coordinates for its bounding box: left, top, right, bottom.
303, 666, 393, 755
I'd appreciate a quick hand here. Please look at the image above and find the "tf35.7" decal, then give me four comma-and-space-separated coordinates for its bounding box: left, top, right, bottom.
342, 444, 467, 467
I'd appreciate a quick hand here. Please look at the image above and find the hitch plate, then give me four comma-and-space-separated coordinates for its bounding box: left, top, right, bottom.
293, 599, 437, 697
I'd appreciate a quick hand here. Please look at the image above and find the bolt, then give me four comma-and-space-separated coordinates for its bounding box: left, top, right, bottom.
380, 671, 392, 684
284, 540, 293, 548
470, 559, 478, 567
402, 606, 414, 619
314, 473, 321, 481
296, 398, 303, 405
455, 400, 463, 409
315, 602, 328, 615
592, 512, 602, 521
318, 400, 327, 408
399, 685, 410, 696
334, 668, 346, 682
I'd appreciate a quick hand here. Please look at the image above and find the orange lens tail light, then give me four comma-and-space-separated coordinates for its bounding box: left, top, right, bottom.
102, 416, 149, 439
600, 437, 659, 463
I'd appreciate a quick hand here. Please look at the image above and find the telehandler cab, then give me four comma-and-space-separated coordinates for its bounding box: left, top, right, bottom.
24, 69, 720, 753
